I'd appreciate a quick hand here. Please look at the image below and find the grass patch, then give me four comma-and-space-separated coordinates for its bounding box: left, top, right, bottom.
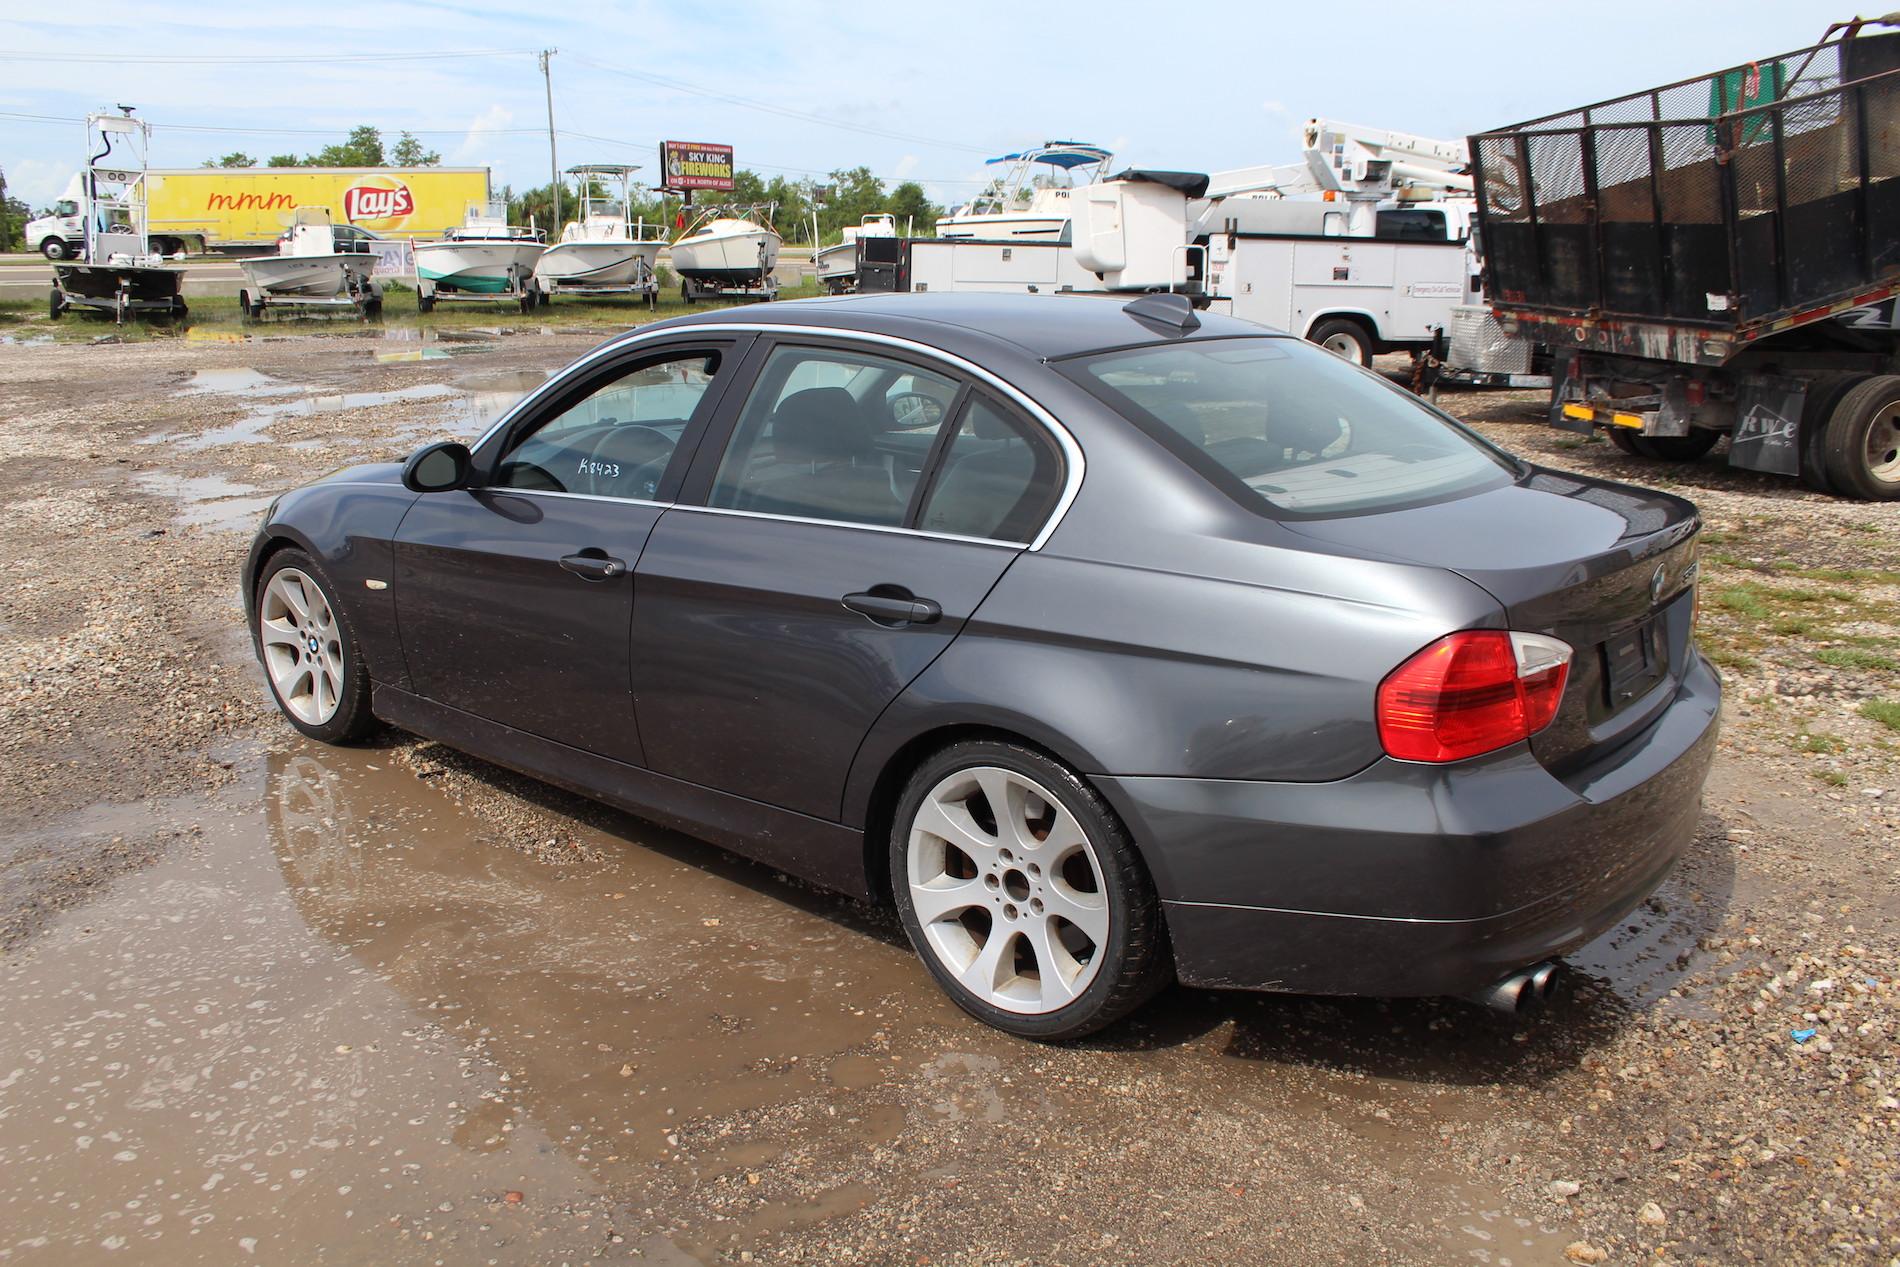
1792, 730, 1849, 754
1817, 769, 1849, 787
1859, 699, 1900, 732
1770, 564, 1900, 585
1815, 646, 1900, 672
1702, 644, 1760, 673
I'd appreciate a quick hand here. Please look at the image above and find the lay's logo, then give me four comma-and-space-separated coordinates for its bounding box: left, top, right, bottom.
342, 178, 415, 228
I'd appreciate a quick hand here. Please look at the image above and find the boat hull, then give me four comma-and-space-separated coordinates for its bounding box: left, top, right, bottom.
934, 212, 1069, 241
52, 262, 183, 306
240, 253, 375, 298
670, 224, 781, 286
535, 239, 663, 288
414, 241, 546, 293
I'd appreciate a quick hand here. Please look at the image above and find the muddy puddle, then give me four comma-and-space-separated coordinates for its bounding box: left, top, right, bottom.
131, 472, 275, 532
0, 733, 1717, 1262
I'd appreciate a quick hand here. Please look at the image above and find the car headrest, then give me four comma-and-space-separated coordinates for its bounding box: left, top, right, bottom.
774, 388, 870, 463
970, 404, 1016, 440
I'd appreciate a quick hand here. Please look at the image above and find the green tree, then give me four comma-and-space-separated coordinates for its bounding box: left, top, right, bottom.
506, 182, 560, 235
389, 132, 440, 167
0, 169, 29, 253
307, 125, 385, 167
886, 182, 940, 235
202, 151, 257, 169
266, 153, 301, 168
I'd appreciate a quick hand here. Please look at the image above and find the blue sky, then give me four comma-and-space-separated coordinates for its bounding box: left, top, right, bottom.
0, 0, 1854, 210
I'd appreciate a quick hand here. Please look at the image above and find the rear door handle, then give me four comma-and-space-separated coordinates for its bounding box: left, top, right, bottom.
843, 590, 942, 626
559, 551, 625, 581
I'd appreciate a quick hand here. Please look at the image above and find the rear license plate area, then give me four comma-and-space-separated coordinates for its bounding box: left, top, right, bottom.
1602, 619, 1664, 706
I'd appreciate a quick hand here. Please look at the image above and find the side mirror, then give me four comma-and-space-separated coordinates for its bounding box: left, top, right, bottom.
401, 441, 472, 493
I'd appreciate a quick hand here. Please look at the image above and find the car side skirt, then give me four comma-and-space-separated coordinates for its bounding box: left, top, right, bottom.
371, 684, 872, 899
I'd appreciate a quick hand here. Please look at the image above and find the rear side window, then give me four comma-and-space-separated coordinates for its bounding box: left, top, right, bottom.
1061, 337, 1515, 516
917, 397, 1063, 543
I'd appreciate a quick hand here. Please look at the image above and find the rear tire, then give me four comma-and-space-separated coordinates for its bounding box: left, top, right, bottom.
48, 287, 64, 320
1309, 317, 1373, 368
418, 291, 434, 314
1822, 373, 1900, 500
1606, 427, 1640, 455
1628, 430, 1719, 462
1799, 375, 1860, 493
889, 739, 1171, 1042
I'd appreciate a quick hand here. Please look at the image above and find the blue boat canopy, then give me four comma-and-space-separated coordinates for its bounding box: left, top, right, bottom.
985, 142, 1113, 169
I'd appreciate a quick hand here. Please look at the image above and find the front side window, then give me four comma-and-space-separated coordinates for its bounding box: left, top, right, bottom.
492, 352, 720, 500
1060, 337, 1516, 516
708, 345, 960, 527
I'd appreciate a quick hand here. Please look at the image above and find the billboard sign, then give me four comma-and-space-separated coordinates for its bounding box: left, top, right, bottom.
660, 141, 735, 192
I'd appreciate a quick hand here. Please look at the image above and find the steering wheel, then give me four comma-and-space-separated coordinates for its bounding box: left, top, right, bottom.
586, 424, 676, 496
887, 392, 945, 431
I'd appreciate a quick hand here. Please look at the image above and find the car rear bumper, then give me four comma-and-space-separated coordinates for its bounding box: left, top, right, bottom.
1096, 651, 1721, 998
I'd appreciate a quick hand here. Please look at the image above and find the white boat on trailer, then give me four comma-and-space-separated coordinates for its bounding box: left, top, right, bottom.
238, 207, 381, 319
535, 164, 667, 304
413, 202, 546, 313
48, 109, 186, 325
935, 141, 1112, 242
814, 213, 897, 294
671, 203, 782, 302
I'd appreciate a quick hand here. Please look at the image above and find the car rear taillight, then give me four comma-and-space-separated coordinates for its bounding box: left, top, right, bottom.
1377, 631, 1573, 763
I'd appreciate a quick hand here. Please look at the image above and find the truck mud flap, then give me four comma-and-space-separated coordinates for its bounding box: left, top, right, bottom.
1726, 377, 1807, 475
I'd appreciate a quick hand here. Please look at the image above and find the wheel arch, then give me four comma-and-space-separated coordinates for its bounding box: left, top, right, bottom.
847, 716, 1171, 910
1301, 308, 1382, 344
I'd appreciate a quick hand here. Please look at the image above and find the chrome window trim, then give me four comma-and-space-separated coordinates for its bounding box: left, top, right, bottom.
669, 502, 1024, 549
471, 322, 1085, 552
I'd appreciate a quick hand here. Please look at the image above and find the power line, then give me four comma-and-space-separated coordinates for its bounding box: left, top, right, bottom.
570, 54, 997, 157
0, 49, 534, 65
0, 110, 989, 185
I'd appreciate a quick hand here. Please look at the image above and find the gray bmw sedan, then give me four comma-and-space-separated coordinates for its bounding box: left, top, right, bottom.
245, 292, 1719, 1040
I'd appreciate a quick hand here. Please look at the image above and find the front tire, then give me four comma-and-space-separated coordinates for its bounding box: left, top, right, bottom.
41, 238, 72, 261
254, 549, 376, 745
889, 740, 1170, 1041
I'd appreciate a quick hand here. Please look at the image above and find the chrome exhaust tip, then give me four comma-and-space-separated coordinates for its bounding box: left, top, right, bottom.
1465, 961, 1561, 1014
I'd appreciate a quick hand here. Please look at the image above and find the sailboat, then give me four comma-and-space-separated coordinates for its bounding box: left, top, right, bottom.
535, 165, 668, 298
48, 109, 186, 323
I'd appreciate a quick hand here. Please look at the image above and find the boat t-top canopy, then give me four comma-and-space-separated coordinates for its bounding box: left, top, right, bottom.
567, 164, 641, 177
985, 142, 1113, 169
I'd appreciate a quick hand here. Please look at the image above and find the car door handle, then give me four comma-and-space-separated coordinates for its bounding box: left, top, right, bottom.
843, 590, 942, 626
559, 551, 625, 581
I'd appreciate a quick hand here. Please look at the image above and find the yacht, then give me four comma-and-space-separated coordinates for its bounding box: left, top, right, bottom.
935, 141, 1113, 242
814, 213, 897, 293
535, 165, 667, 295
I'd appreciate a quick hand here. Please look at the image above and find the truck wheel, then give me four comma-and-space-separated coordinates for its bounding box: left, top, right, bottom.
1629, 430, 1719, 462
1822, 374, 1900, 500
1798, 375, 1860, 493
1606, 427, 1640, 455
1309, 318, 1373, 368
41, 238, 71, 261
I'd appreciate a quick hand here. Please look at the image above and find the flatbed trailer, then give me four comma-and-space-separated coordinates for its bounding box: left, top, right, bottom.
1471, 18, 1900, 497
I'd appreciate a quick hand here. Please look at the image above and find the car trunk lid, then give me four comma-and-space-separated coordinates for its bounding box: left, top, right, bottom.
1286, 470, 1701, 774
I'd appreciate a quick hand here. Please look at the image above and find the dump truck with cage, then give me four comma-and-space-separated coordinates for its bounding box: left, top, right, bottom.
1469, 17, 1900, 498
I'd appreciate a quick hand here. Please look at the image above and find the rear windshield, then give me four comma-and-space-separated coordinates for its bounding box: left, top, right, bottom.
1060, 337, 1517, 516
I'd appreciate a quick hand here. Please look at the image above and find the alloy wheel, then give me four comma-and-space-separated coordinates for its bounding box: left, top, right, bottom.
259, 568, 344, 726
906, 766, 1109, 1014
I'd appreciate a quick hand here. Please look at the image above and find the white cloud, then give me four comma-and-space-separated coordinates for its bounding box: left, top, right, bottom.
454, 104, 516, 169
6, 158, 72, 207
893, 154, 918, 180
1262, 99, 1288, 116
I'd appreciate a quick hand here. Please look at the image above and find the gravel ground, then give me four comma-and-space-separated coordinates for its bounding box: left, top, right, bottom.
0, 319, 1894, 1265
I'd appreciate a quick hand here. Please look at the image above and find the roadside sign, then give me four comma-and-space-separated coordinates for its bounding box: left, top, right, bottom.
660, 142, 735, 193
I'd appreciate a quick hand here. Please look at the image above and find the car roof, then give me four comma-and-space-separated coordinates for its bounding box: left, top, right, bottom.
629, 291, 1282, 361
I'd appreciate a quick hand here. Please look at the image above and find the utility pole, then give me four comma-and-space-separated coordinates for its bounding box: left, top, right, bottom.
539, 49, 561, 227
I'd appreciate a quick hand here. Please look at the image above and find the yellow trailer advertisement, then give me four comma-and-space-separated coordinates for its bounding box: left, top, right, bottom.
144, 167, 490, 245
